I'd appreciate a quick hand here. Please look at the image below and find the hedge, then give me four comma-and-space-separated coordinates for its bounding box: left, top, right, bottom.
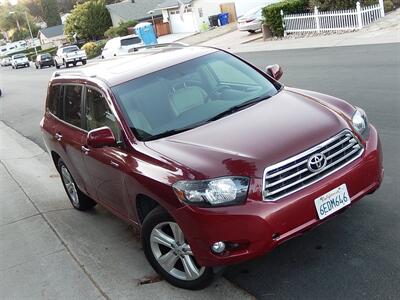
26, 47, 58, 62
262, 0, 309, 37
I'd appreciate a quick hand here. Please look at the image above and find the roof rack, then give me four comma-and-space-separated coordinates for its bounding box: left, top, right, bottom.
52, 70, 93, 78
128, 42, 188, 54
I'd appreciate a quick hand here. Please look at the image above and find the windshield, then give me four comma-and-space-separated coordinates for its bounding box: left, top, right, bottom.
121, 37, 141, 46
13, 54, 26, 59
63, 46, 79, 53
41, 53, 51, 59
243, 7, 262, 18
112, 51, 280, 141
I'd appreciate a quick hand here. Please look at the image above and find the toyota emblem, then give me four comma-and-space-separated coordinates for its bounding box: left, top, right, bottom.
307, 153, 327, 172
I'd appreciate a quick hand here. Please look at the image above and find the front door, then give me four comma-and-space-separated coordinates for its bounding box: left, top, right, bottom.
80, 86, 133, 217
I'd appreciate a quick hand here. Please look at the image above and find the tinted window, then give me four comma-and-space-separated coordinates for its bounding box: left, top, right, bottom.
13, 54, 25, 59
112, 51, 279, 140
120, 37, 141, 46
41, 53, 51, 59
85, 88, 121, 141
63, 46, 79, 53
63, 85, 83, 128
47, 85, 63, 117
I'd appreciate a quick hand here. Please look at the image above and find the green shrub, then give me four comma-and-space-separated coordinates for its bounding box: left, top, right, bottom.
105, 19, 138, 38
82, 40, 106, 59
384, 0, 394, 11
309, 0, 377, 10
262, 0, 309, 37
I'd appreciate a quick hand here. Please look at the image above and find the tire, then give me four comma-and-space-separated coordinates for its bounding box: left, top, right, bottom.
248, 30, 256, 33
57, 159, 97, 211
64, 60, 69, 68
142, 206, 214, 290
55, 61, 60, 69
82, 60, 87, 65
35, 65, 38, 69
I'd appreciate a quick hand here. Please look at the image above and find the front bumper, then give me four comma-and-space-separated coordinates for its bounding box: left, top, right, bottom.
237, 21, 262, 31
173, 126, 383, 267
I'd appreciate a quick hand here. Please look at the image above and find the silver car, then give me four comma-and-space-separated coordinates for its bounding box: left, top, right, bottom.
237, 7, 263, 33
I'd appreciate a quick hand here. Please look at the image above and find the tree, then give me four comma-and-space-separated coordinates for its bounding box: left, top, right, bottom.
21, 0, 44, 19
0, 3, 38, 40
65, 0, 112, 41
40, 0, 62, 26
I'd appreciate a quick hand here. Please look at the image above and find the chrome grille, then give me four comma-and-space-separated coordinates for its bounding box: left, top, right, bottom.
263, 130, 364, 201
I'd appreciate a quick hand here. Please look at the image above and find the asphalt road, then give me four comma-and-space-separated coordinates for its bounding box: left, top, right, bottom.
1, 43, 399, 299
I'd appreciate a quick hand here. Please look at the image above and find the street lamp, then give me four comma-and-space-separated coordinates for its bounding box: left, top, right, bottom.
9, 11, 38, 56
147, 10, 157, 37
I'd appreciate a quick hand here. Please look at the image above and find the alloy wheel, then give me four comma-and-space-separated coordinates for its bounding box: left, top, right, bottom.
150, 222, 205, 281
60, 165, 79, 207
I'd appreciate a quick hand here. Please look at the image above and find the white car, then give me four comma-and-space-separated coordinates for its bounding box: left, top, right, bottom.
11, 54, 30, 69
101, 34, 142, 59
54, 45, 87, 69
237, 6, 264, 33
1, 57, 11, 67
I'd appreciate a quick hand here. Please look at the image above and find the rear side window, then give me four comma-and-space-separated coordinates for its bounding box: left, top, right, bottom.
121, 37, 141, 46
63, 85, 83, 128
47, 85, 63, 118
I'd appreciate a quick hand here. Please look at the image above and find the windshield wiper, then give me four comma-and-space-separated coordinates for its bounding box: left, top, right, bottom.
205, 94, 272, 123
144, 123, 201, 141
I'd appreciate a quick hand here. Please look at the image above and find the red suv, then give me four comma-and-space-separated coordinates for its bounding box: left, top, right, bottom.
41, 45, 383, 290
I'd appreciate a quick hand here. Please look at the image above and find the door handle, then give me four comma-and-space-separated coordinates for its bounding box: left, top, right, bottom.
81, 145, 90, 154
55, 132, 62, 141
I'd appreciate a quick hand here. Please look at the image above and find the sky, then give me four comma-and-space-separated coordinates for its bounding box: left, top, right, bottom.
0, 0, 19, 5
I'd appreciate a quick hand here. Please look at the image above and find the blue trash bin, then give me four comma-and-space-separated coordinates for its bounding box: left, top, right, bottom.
218, 13, 229, 26
134, 22, 158, 45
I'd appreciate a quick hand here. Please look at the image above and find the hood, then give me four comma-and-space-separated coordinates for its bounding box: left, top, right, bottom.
145, 89, 350, 179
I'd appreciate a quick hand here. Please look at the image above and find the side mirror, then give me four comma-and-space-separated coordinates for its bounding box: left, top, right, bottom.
265, 64, 283, 81
86, 127, 116, 148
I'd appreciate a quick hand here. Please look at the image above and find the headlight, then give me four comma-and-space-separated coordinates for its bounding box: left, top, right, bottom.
352, 108, 369, 140
173, 177, 250, 207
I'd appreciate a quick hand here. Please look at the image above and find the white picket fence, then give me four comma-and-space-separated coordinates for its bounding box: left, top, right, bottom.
281, 0, 385, 35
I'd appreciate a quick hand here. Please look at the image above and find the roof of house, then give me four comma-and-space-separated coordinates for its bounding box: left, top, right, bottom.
155, 0, 193, 10
106, 0, 165, 21
39, 24, 65, 38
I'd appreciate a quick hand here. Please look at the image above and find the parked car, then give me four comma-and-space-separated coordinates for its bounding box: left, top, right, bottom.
54, 45, 87, 69
35, 53, 54, 69
11, 54, 29, 69
237, 6, 264, 33
1, 57, 11, 67
101, 34, 142, 59
41, 45, 383, 290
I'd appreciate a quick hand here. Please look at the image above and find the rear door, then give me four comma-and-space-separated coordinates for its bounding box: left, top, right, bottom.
49, 84, 89, 193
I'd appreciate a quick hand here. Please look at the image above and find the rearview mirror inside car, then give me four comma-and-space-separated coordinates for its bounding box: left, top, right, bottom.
265, 64, 283, 81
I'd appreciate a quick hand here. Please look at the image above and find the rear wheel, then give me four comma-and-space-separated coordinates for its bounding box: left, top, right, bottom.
142, 206, 214, 290
82, 60, 87, 65
58, 159, 96, 211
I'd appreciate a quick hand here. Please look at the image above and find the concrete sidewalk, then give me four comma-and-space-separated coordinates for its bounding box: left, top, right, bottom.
0, 121, 253, 300
199, 9, 400, 53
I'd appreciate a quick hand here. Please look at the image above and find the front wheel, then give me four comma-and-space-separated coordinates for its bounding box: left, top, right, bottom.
82, 60, 87, 65
55, 61, 60, 69
142, 206, 214, 290
58, 159, 96, 211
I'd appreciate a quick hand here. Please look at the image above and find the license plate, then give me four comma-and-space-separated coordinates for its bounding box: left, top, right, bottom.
314, 184, 350, 220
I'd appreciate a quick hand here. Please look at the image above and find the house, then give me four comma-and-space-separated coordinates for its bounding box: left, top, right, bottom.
154, 0, 237, 34
106, 0, 171, 36
37, 24, 67, 48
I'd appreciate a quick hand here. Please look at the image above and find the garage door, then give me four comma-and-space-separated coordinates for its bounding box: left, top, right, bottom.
169, 9, 197, 33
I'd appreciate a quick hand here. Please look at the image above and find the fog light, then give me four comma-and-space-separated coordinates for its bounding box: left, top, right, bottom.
211, 241, 225, 254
